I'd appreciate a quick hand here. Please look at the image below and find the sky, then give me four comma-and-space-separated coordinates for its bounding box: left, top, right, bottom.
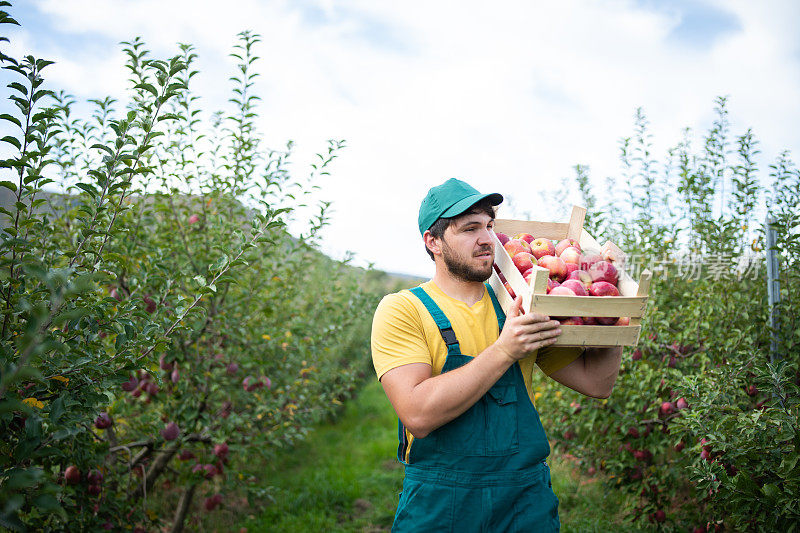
3, 0, 800, 278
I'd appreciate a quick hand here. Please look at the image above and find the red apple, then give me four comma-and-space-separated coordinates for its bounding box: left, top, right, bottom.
580, 253, 603, 271
493, 264, 507, 283
179, 450, 195, 461
204, 493, 223, 511
214, 442, 229, 460
494, 232, 510, 245
529, 238, 556, 259
94, 412, 113, 429
512, 252, 535, 274
564, 262, 579, 278
537, 255, 568, 282
188, 214, 200, 225
121, 376, 138, 392
203, 464, 218, 479
504, 239, 530, 257
159, 354, 173, 372
143, 295, 157, 314
676, 397, 689, 410
567, 269, 592, 289
559, 246, 583, 265
549, 285, 576, 296
560, 316, 584, 325
596, 316, 618, 325
582, 316, 597, 325
503, 282, 516, 299
659, 401, 675, 416
653, 510, 666, 523
588, 281, 620, 297
631, 349, 642, 360
260, 376, 272, 389
513, 232, 535, 245
545, 279, 559, 294
616, 316, 630, 326
555, 238, 581, 256
588, 260, 618, 285
226, 363, 239, 375
64, 465, 81, 485
633, 449, 652, 462
161, 421, 180, 441
675, 441, 685, 452
561, 279, 588, 296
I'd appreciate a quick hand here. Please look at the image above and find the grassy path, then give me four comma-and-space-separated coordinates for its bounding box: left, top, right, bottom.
235, 380, 636, 532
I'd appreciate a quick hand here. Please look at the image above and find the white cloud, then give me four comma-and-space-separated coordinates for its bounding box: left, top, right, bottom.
8, 0, 800, 277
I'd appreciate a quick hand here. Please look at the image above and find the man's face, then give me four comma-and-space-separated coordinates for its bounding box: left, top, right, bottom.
438, 211, 495, 282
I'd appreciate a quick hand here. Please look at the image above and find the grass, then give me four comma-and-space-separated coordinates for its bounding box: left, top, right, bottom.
228, 379, 637, 533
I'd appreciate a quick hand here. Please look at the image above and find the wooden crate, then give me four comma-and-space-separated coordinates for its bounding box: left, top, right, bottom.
489, 206, 652, 347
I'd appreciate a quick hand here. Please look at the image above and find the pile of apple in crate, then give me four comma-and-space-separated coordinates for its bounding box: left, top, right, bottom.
490, 206, 652, 347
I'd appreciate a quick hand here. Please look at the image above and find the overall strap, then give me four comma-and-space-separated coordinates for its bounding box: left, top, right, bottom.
485, 282, 506, 332
396, 286, 462, 464
409, 286, 461, 356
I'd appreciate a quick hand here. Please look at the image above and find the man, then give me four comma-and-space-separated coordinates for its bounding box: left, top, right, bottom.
371, 178, 623, 532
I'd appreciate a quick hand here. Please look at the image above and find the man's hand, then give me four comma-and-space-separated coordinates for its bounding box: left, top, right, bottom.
494, 296, 562, 362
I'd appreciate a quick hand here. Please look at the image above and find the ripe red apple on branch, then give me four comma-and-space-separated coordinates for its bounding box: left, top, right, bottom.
64, 465, 81, 485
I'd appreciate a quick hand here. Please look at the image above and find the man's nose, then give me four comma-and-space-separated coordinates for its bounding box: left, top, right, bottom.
477, 228, 494, 245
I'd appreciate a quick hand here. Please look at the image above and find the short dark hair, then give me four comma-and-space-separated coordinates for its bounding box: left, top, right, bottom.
424, 198, 496, 260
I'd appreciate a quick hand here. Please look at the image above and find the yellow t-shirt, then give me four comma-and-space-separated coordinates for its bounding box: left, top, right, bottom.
371, 281, 583, 406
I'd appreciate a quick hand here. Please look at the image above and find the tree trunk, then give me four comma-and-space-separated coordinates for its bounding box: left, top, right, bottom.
170, 483, 197, 533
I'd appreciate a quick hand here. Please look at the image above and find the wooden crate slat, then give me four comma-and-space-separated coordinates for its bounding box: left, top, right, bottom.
579, 227, 603, 254
532, 295, 648, 318
554, 325, 641, 347
530, 266, 549, 295
495, 219, 570, 240
489, 270, 515, 311
492, 233, 532, 311
567, 206, 586, 241
630, 269, 653, 327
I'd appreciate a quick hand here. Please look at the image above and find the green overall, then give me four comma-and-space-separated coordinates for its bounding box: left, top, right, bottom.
392, 284, 560, 533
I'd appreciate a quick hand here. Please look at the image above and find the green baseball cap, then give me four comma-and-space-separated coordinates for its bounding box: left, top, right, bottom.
418, 178, 503, 235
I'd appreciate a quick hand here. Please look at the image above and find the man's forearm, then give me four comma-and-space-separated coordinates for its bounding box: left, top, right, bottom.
583, 346, 623, 398
402, 345, 515, 438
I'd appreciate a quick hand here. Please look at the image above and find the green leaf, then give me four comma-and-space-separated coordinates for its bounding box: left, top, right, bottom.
134, 82, 159, 97
49, 395, 65, 425
0, 180, 17, 192
74, 183, 98, 198
32, 493, 62, 513
1, 135, 21, 150
0, 113, 21, 127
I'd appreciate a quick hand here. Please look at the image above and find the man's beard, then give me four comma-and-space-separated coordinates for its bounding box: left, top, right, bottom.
441, 239, 493, 283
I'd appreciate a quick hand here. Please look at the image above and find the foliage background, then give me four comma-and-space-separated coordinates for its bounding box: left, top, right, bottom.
1, 2, 798, 532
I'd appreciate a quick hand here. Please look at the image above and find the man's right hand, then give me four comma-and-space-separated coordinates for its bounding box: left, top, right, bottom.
495, 296, 562, 362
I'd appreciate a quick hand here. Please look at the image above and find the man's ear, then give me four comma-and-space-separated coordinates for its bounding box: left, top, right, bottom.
423, 230, 441, 257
